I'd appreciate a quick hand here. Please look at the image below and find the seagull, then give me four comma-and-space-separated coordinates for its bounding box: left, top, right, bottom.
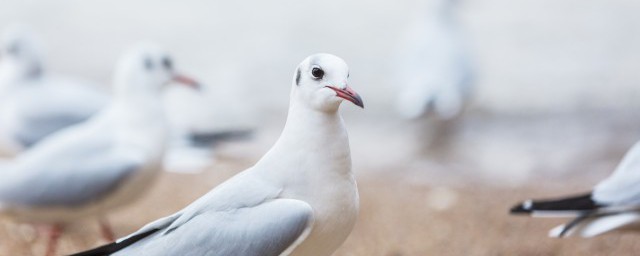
71, 53, 364, 256
0, 25, 109, 153
394, 0, 473, 120
511, 141, 640, 237
162, 84, 254, 173
0, 44, 199, 256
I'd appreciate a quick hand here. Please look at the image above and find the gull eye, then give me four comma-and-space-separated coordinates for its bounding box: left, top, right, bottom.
311, 67, 324, 79
162, 57, 173, 70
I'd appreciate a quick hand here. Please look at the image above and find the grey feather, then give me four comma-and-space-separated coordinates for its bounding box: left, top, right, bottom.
0, 116, 143, 207
106, 199, 313, 256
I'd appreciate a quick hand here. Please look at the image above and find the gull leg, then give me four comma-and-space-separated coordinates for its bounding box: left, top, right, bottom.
44, 224, 62, 256
98, 217, 115, 242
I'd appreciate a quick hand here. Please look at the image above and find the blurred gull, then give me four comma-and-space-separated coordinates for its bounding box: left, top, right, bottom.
511, 141, 640, 237
72, 53, 363, 256
0, 44, 199, 256
0, 25, 109, 153
162, 75, 254, 173
395, 0, 473, 120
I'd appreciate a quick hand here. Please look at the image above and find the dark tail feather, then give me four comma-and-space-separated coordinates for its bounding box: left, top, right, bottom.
68, 228, 159, 256
510, 192, 601, 214
188, 129, 253, 148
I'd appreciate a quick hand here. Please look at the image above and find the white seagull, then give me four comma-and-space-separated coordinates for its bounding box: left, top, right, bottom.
511, 141, 640, 237
0, 25, 109, 153
394, 0, 473, 120
71, 53, 364, 256
0, 44, 199, 256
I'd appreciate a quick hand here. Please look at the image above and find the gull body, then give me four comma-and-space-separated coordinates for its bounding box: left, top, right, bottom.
511, 141, 640, 237
0, 25, 108, 152
395, 0, 473, 120
0, 44, 199, 256
73, 53, 363, 256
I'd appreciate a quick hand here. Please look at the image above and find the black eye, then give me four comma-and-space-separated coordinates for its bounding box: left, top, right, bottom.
162, 57, 173, 70
144, 57, 153, 70
7, 43, 20, 55
311, 67, 324, 79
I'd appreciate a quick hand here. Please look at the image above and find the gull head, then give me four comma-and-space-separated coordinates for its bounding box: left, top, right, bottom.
114, 43, 199, 96
292, 53, 363, 112
0, 25, 44, 78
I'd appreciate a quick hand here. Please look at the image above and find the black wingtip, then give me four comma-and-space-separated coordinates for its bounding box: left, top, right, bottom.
68, 228, 160, 256
509, 192, 600, 215
188, 129, 254, 147
510, 200, 533, 214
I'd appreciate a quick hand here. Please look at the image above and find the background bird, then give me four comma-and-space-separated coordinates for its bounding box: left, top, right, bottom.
71, 53, 363, 256
511, 140, 640, 238
0, 43, 199, 256
0, 25, 109, 154
394, 0, 474, 121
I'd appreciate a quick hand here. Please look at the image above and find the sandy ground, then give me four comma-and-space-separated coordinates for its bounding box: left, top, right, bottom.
2, 162, 640, 256
1, 111, 639, 256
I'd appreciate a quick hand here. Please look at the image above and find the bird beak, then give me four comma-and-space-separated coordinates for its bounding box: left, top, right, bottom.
326, 85, 364, 108
172, 74, 200, 90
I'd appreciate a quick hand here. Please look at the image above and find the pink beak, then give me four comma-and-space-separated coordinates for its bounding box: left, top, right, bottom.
325, 85, 364, 108
172, 74, 200, 90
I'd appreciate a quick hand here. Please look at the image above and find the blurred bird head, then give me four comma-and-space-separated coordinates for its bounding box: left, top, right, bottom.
292, 53, 363, 112
0, 24, 44, 79
114, 43, 199, 97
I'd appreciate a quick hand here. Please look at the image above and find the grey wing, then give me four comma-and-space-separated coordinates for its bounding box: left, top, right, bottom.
0, 141, 144, 207
14, 112, 91, 147
115, 199, 313, 256
11, 84, 107, 147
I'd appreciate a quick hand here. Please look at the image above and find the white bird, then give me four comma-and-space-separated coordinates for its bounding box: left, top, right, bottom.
0, 25, 109, 153
161, 65, 254, 173
162, 83, 253, 173
71, 53, 364, 256
0, 44, 199, 256
511, 141, 640, 237
394, 0, 473, 120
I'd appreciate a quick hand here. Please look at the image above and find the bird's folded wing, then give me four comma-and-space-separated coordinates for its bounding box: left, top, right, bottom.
593, 142, 640, 205
0, 147, 144, 207
10, 85, 107, 147
71, 198, 314, 256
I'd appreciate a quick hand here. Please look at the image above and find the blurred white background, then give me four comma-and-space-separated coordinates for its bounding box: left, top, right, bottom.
1, 0, 639, 115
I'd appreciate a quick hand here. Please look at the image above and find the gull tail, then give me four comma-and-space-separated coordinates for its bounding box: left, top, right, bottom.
187, 129, 253, 148
510, 192, 601, 217
549, 212, 640, 238
68, 228, 159, 256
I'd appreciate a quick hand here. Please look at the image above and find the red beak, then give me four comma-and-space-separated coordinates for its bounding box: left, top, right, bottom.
326, 85, 364, 108
172, 74, 200, 90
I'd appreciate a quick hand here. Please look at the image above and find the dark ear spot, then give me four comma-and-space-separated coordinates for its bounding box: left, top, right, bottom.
295, 68, 301, 86
7, 43, 20, 55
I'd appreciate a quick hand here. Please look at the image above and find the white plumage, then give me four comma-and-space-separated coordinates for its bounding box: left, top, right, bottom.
72, 53, 363, 256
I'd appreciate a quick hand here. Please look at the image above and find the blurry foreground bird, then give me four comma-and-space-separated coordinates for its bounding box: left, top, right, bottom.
511, 141, 640, 237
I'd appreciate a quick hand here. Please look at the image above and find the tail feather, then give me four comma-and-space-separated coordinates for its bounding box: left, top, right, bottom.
69, 228, 159, 256
510, 192, 601, 217
188, 129, 253, 148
